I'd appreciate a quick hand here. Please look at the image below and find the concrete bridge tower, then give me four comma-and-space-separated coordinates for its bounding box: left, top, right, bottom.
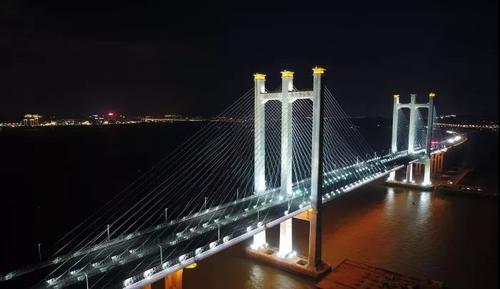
387, 92, 436, 186
249, 67, 330, 278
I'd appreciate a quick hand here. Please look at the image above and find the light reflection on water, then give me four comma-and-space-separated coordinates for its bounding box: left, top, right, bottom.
416, 191, 431, 226
248, 265, 264, 289
185, 184, 498, 289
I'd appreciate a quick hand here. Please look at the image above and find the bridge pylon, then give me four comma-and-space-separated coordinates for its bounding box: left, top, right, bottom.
252, 72, 267, 250
248, 67, 331, 279
387, 92, 436, 187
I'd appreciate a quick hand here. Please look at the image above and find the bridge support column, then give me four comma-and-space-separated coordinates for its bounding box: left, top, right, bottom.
164, 269, 183, 289
278, 219, 293, 257
405, 163, 413, 183
253, 73, 267, 248
278, 70, 294, 257
252, 230, 267, 249
280, 70, 294, 196
141, 269, 183, 289
388, 171, 396, 182
422, 92, 435, 186
414, 162, 423, 175
423, 158, 431, 185
307, 67, 327, 271
429, 152, 444, 174
408, 94, 417, 153
387, 94, 399, 181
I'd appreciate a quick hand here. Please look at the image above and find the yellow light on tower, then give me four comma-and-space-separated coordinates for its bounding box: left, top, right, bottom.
186, 263, 197, 269
312, 66, 326, 74
429, 92, 436, 97
281, 70, 294, 78
253, 73, 266, 80
393, 94, 400, 98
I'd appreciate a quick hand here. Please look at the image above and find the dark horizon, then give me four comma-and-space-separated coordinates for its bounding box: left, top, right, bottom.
1, 1, 498, 120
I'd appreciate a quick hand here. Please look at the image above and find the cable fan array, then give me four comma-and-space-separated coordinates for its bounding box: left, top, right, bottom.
0, 84, 454, 289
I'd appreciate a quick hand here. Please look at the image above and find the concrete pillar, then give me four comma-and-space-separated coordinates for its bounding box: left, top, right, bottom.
278, 70, 294, 257
253, 73, 267, 248
439, 153, 444, 172
279, 219, 293, 256
164, 270, 183, 289
414, 163, 422, 174
280, 70, 294, 196
425, 93, 435, 156
408, 94, 417, 153
422, 92, 435, 186
423, 157, 431, 185
254, 73, 267, 193
405, 163, 413, 183
388, 94, 400, 181
252, 229, 266, 249
391, 94, 400, 153
308, 67, 326, 269
388, 171, 396, 182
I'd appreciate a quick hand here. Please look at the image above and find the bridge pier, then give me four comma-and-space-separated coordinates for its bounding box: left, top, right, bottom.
164, 270, 183, 289
432, 152, 444, 174
252, 230, 267, 250
278, 219, 293, 257
405, 163, 414, 183
141, 269, 183, 289
422, 157, 432, 185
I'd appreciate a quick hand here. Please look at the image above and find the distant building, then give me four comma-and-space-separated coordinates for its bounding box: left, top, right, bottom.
23, 114, 42, 126
89, 114, 105, 125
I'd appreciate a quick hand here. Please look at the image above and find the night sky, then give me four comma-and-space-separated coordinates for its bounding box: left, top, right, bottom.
0, 1, 498, 120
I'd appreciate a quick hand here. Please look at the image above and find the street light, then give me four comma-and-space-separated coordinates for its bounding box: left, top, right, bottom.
158, 245, 163, 265
84, 273, 89, 289
37, 243, 42, 262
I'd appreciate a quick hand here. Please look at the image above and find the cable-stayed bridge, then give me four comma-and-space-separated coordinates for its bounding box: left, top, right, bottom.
0, 68, 466, 289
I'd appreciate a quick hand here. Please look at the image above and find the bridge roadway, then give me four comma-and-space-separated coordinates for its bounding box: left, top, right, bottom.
1, 141, 460, 289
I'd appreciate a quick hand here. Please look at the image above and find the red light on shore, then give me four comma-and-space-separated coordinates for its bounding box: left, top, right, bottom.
108, 112, 114, 116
